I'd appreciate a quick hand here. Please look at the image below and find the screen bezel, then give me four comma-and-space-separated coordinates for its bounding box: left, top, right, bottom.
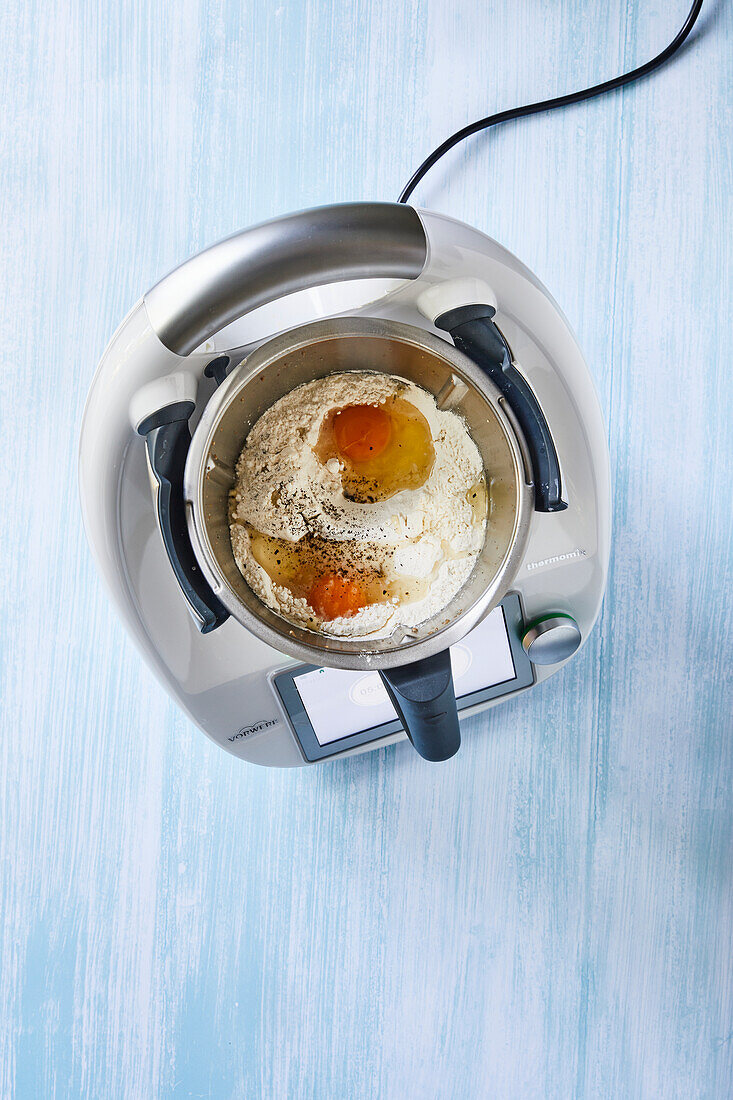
271, 592, 534, 762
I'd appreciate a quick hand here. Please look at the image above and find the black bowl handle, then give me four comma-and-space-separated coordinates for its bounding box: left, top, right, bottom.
435, 303, 567, 513
138, 400, 229, 634
379, 649, 461, 761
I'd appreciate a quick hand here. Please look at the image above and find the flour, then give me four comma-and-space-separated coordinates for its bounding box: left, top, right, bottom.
230, 371, 487, 639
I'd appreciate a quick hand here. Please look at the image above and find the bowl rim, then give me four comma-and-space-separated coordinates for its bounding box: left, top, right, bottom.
184, 315, 534, 670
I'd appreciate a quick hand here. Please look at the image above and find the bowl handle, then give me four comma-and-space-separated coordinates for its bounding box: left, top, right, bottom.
379, 650, 461, 762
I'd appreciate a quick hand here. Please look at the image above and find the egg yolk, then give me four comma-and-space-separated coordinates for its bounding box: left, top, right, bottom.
307, 572, 367, 619
333, 404, 391, 463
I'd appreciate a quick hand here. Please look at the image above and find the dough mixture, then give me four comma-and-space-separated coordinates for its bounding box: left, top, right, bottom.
229, 371, 487, 638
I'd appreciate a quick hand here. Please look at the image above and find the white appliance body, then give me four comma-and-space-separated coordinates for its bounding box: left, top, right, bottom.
80, 209, 610, 767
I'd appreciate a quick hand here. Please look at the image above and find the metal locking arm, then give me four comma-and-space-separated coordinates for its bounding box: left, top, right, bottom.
144, 202, 428, 355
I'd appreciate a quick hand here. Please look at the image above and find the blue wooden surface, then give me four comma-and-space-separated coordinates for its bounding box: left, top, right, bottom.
1, 1, 731, 1096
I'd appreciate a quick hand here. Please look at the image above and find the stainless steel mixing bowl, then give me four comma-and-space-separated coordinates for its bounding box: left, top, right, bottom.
184, 316, 532, 671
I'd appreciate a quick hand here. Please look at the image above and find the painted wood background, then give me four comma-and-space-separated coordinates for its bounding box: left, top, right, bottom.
1, 0, 731, 1096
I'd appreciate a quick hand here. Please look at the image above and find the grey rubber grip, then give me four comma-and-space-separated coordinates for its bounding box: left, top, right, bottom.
379, 650, 461, 762
436, 305, 568, 513
140, 406, 229, 634
144, 203, 427, 355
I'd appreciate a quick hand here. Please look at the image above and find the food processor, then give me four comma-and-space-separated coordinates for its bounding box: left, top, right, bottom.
79, 204, 611, 765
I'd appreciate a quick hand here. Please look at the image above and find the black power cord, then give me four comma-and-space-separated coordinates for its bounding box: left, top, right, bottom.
398, 0, 704, 204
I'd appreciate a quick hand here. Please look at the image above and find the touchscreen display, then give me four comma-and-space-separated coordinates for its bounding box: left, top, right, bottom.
292, 605, 517, 746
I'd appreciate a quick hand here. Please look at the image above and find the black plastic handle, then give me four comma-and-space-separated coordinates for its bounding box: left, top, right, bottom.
435, 304, 567, 512
138, 402, 229, 634
379, 649, 461, 762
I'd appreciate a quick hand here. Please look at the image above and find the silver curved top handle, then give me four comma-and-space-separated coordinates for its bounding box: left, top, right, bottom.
144, 202, 428, 355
